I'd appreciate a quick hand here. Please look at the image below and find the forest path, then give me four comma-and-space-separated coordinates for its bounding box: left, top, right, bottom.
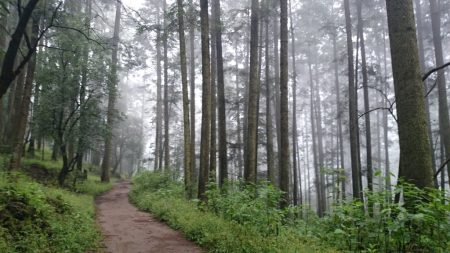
95, 181, 203, 253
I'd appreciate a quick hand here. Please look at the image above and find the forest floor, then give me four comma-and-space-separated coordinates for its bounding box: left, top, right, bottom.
95, 181, 203, 253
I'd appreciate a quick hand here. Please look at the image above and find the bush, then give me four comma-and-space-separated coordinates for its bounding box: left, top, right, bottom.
130, 172, 335, 253
0, 173, 102, 253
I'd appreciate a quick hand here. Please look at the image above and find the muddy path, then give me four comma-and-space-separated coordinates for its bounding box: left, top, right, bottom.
95, 181, 203, 253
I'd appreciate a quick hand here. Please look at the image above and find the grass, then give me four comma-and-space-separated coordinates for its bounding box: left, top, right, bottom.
0, 151, 113, 253
130, 172, 337, 253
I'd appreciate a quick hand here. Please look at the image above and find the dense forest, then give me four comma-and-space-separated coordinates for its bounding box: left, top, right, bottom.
1, 0, 450, 252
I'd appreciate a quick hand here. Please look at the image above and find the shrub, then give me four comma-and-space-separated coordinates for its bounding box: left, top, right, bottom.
130, 172, 335, 253
0, 173, 101, 253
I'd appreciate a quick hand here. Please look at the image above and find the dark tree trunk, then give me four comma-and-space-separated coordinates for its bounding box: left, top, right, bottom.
212, 0, 228, 188
198, 0, 211, 201
244, 0, 260, 184
176, 0, 193, 198
344, 0, 362, 200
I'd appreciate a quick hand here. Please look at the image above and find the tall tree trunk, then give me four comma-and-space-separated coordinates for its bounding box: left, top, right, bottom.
163, 0, 170, 171
385, 0, 433, 189
101, 0, 121, 182
210, 9, 217, 181
279, 0, 290, 208
289, 0, 299, 206
235, 45, 244, 179
308, 58, 322, 216
314, 68, 326, 212
332, 35, 346, 200
414, 0, 438, 188
176, 0, 193, 199
154, 3, 163, 172
357, 0, 373, 193
264, 12, 275, 185
198, 0, 211, 201
244, 0, 260, 184
76, 0, 92, 174
382, 23, 391, 193
343, 0, 362, 200
9, 16, 39, 170
188, 0, 197, 189
212, 0, 228, 188
429, 0, 450, 187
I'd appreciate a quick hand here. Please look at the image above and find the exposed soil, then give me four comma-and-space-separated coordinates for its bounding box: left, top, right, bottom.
95, 181, 203, 253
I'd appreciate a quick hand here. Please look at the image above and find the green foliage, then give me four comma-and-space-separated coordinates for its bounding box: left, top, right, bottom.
74, 174, 113, 196
314, 183, 450, 252
0, 172, 101, 253
130, 172, 335, 253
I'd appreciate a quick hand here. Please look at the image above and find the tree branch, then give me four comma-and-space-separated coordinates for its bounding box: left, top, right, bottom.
422, 61, 450, 81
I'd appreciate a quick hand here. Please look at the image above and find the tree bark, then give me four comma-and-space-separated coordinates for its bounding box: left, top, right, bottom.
0, 0, 40, 99
9, 16, 39, 170
210, 8, 217, 181
188, 0, 197, 189
289, 0, 299, 206
163, 0, 170, 171
244, 0, 260, 184
212, 0, 228, 188
154, 2, 163, 172
101, 0, 121, 182
357, 0, 373, 193
414, 0, 438, 188
385, 0, 433, 189
176, 0, 193, 199
344, 0, 362, 200
198, 0, 211, 201
264, 10, 275, 185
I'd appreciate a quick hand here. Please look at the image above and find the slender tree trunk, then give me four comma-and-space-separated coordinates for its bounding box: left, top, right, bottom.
332, 35, 346, 200
244, 0, 260, 184
429, 0, 450, 187
343, 0, 362, 200
163, 0, 170, 171
101, 0, 121, 182
235, 45, 244, 179
382, 23, 391, 193
279, 0, 290, 208
308, 57, 322, 216
76, 0, 92, 174
210, 9, 217, 181
314, 68, 326, 212
198, 0, 211, 201
357, 0, 373, 193
289, 0, 299, 206
212, 0, 228, 188
188, 0, 197, 189
385, 0, 433, 189
154, 3, 163, 171
176, 0, 193, 199
264, 12, 275, 185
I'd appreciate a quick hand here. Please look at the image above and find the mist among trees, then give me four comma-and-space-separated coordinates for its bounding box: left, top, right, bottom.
1, 0, 450, 252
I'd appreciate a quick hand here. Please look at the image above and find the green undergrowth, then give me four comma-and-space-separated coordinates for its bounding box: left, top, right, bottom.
130, 172, 336, 253
131, 172, 450, 253
0, 155, 113, 253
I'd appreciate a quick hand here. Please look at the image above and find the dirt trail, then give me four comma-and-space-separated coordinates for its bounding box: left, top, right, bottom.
95, 181, 203, 253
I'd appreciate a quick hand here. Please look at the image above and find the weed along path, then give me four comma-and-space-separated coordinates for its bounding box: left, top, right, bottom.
95, 181, 203, 253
